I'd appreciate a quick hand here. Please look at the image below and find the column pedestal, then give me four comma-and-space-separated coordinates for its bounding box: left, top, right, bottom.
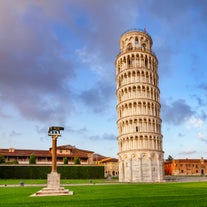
31, 172, 73, 197
47, 172, 60, 188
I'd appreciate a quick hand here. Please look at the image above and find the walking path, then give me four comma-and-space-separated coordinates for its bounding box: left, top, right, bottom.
1, 177, 207, 187
0, 182, 121, 188
165, 176, 207, 182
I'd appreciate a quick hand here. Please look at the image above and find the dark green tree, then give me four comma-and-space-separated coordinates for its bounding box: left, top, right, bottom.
74, 157, 80, 164
167, 155, 173, 161
0, 153, 5, 164
63, 157, 68, 164
29, 153, 36, 164
12, 160, 19, 164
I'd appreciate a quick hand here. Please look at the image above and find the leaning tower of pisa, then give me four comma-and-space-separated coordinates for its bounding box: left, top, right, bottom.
115, 29, 164, 182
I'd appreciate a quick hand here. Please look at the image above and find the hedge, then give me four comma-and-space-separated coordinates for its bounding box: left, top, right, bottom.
0, 165, 104, 179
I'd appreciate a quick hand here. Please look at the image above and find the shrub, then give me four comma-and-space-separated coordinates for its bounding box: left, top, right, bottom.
29, 154, 36, 164
0, 154, 5, 164
6, 160, 19, 164
74, 157, 80, 164
63, 157, 68, 164
0, 165, 104, 179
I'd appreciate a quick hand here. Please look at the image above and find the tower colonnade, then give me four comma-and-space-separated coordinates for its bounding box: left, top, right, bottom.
115, 29, 164, 182
118, 135, 162, 152
117, 100, 160, 118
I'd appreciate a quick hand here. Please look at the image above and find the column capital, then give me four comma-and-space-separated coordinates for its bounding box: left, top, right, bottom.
51, 135, 59, 140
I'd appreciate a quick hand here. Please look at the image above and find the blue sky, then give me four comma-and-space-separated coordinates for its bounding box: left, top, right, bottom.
0, 0, 207, 159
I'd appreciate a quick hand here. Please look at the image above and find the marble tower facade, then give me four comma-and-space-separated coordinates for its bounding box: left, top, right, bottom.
115, 29, 164, 182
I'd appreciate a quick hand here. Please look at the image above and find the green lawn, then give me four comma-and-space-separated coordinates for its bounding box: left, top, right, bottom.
0, 182, 207, 207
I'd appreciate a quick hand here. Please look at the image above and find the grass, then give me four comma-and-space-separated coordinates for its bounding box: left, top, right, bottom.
0, 181, 207, 207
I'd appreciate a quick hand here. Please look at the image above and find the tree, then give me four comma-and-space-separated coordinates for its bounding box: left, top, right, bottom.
63, 157, 68, 164
167, 155, 173, 161
0, 153, 5, 164
29, 153, 36, 164
74, 157, 80, 165
7, 160, 18, 164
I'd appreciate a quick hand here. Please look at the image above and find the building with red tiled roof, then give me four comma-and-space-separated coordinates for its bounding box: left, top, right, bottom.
98, 157, 119, 177
93, 153, 107, 164
164, 158, 207, 175
0, 145, 94, 165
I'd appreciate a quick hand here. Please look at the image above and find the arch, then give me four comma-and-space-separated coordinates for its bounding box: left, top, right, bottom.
146, 86, 150, 98
123, 56, 126, 63
137, 71, 141, 81
127, 43, 133, 51
145, 55, 148, 68
132, 70, 136, 78
142, 43, 146, 50
149, 73, 153, 84
127, 55, 131, 66
141, 71, 145, 82
135, 37, 139, 46
131, 54, 135, 64
129, 102, 132, 110
149, 56, 152, 69
146, 71, 149, 83
133, 85, 136, 92
136, 54, 140, 67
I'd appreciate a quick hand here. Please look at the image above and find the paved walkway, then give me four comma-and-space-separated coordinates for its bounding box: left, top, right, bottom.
165, 176, 207, 182
0, 182, 121, 188
1, 177, 207, 187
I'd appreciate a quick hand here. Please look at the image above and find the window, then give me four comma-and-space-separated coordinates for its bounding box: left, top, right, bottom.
136, 126, 139, 132
127, 43, 132, 50
142, 43, 146, 50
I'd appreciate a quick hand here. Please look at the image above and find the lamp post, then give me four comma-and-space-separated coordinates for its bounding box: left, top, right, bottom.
48, 126, 64, 173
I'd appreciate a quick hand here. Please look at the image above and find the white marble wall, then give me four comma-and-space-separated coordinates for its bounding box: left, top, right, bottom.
119, 152, 163, 182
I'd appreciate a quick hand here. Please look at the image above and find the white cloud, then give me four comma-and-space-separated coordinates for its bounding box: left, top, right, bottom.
198, 132, 207, 143
76, 48, 102, 74
186, 116, 203, 129
179, 149, 196, 155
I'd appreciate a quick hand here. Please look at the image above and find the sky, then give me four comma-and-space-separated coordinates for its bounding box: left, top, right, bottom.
0, 0, 207, 159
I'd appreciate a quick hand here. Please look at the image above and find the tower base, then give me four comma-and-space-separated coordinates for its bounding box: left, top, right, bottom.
31, 172, 73, 197
119, 152, 164, 183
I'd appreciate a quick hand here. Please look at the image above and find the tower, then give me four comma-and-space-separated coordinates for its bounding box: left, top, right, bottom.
115, 29, 164, 182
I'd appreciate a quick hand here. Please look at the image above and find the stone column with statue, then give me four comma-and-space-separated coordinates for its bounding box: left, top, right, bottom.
47, 126, 64, 189
31, 126, 73, 196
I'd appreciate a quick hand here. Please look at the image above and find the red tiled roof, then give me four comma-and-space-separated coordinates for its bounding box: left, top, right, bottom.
172, 159, 204, 162
0, 145, 93, 159
101, 158, 118, 163
56, 145, 75, 150
56, 145, 94, 153
0, 148, 51, 157
93, 153, 106, 161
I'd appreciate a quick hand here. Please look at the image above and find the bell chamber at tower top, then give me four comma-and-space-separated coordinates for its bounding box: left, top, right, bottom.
119, 29, 153, 54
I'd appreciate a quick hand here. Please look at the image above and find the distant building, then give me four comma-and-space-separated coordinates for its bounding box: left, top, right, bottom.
0, 145, 94, 165
164, 158, 206, 175
98, 157, 119, 177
